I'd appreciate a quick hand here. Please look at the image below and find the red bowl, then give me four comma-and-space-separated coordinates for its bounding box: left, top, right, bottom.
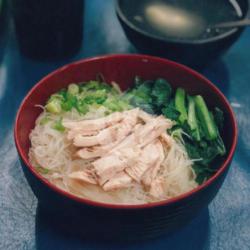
14, 54, 237, 240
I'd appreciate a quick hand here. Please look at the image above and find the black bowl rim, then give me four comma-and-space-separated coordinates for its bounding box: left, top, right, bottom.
116, 0, 248, 45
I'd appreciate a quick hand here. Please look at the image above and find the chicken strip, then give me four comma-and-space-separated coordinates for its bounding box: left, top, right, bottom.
67, 128, 98, 140
160, 132, 174, 147
139, 110, 174, 145
138, 109, 154, 122
93, 154, 128, 185
76, 136, 126, 159
135, 116, 172, 147
125, 141, 160, 183
73, 112, 138, 147
68, 170, 97, 185
109, 117, 169, 153
73, 124, 119, 147
92, 117, 170, 183
76, 144, 113, 159
102, 172, 132, 191
142, 140, 165, 187
92, 146, 140, 185
63, 111, 123, 131
67, 109, 139, 147
76, 124, 141, 160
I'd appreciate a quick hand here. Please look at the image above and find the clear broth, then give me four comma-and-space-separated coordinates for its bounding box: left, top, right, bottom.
122, 0, 243, 40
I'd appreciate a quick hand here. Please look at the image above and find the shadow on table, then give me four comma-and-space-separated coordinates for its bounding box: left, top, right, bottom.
35, 204, 210, 250
202, 60, 230, 96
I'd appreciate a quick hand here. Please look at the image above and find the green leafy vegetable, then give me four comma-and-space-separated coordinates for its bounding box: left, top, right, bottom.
61, 94, 78, 111
39, 115, 50, 125
68, 83, 79, 95
187, 96, 200, 141
124, 79, 154, 113
76, 100, 89, 114
162, 100, 180, 120
82, 80, 111, 91
82, 90, 107, 105
183, 136, 225, 183
194, 95, 218, 140
192, 164, 216, 184
152, 78, 172, 108
103, 97, 121, 112
175, 88, 188, 124
103, 95, 131, 112
213, 107, 224, 131
212, 133, 226, 156
57, 89, 67, 99
53, 117, 65, 132
45, 99, 62, 114
45, 80, 126, 115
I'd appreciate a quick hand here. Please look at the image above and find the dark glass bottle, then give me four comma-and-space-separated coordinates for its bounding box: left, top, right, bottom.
11, 0, 84, 60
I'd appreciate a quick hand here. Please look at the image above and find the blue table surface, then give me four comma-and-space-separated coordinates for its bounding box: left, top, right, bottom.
0, 1, 250, 249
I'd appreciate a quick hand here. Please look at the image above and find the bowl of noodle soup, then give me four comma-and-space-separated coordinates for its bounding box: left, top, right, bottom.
14, 54, 237, 239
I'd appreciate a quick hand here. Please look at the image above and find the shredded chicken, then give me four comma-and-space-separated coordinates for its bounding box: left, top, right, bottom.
125, 141, 161, 182
64, 108, 174, 192
63, 111, 124, 131
67, 128, 98, 140
102, 172, 132, 191
68, 170, 97, 185
141, 140, 165, 187
93, 154, 128, 185
76, 140, 122, 159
